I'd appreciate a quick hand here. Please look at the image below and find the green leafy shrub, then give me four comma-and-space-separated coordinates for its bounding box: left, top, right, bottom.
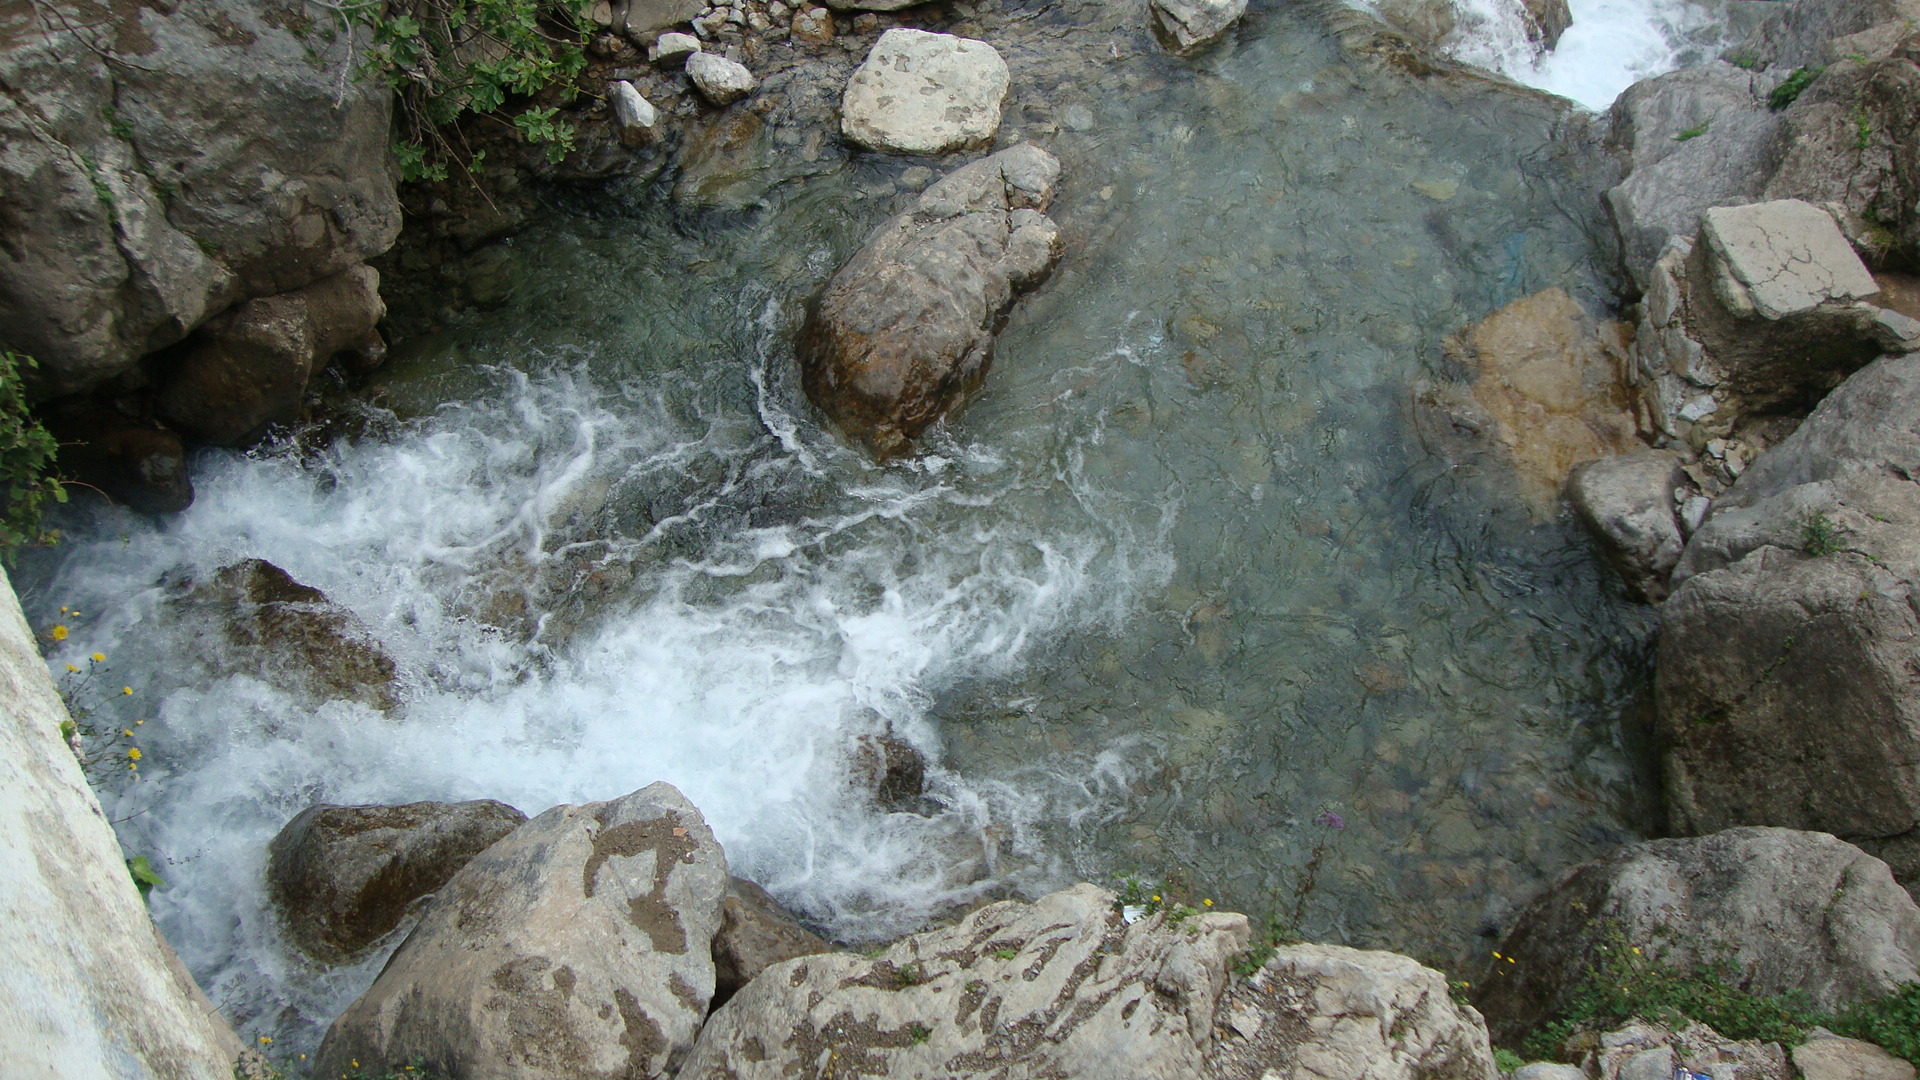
1673, 121, 1710, 141
339, 0, 596, 180
1800, 511, 1840, 557
1769, 66, 1823, 111
0, 351, 65, 551
1834, 983, 1920, 1065
1492, 1048, 1526, 1073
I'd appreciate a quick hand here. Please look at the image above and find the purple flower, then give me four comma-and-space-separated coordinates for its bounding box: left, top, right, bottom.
1313, 810, 1346, 831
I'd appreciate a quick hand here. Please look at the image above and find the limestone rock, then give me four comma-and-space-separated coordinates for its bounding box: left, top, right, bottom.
153, 266, 385, 446
1702, 200, 1879, 321
1207, 943, 1501, 1080
266, 799, 527, 961
1566, 450, 1689, 602
1149, 0, 1249, 57
1730, 0, 1920, 72
1589, 1020, 1790, 1080
649, 31, 702, 66
1455, 287, 1641, 520
1473, 828, 1920, 1043
687, 52, 759, 105
1793, 1034, 1918, 1080
841, 30, 1009, 155
1372, 0, 1456, 49
611, 81, 662, 146
620, 0, 706, 37
711, 876, 837, 1005
799, 144, 1063, 456
170, 559, 399, 712
678, 883, 1255, 1079
315, 782, 729, 1080
0, 1, 399, 398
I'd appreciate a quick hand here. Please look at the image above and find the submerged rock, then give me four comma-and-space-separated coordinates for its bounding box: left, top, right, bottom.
315, 782, 729, 1080
1474, 827, 1920, 1043
850, 731, 928, 808
1149, 0, 1248, 57
800, 143, 1063, 456
711, 876, 837, 1006
1566, 450, 1689, 602
841, 30, 1009, 155
267, 799, 526, 961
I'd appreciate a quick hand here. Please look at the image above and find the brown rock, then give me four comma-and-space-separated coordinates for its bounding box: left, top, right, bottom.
711, 876, 836, 1006
850, 732, 927, 808
799, 144, 1062, 457
267, 800, 527, 960
41, 399, 193, 514
789, 6, 835, 44
1522, 0, 1571, 49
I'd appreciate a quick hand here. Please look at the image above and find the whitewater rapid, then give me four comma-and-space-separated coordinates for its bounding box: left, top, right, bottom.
1436, 0, 1731, 110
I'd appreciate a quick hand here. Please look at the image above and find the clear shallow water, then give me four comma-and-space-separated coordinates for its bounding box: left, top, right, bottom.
21, 2, 1659, 1058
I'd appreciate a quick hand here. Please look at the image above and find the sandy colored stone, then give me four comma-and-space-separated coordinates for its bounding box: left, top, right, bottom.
841, 30, 1009, 155
1793, 1035, 1917, 1080
1703, 200, 1879, 321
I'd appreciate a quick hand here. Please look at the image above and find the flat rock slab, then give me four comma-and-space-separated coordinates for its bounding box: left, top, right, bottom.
1793, 1034, 1918, 1080
267, 799, 526, 960
1703, 199, 1879, 320
1150, 0, 1248, 56
677, 883, 1252, 1079
314, 782, 728, 1080
841, 29, 1009, 155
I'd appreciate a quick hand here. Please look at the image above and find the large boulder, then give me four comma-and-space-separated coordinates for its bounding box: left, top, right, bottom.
1149, 0, 1248, 57
266, 799, 527, 961
711, 876, 837, 1005
1583, 1020, 1790, 1080
800, 144, 1063, 456
169, 559, 399, 712
678, 883, 1252, 1079
840, 30, 1009, 156
1793, 1033, 1919, 1080
152, 265, 385, 445
0, 0, 399, 399
1730, 0, 1920, 72
1565, 450, 1690, 603
315, 782, 730, 1080
1473, 828, 1920, 1044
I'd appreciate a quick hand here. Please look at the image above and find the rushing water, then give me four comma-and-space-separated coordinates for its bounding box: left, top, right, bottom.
13, 0, 1703, 1059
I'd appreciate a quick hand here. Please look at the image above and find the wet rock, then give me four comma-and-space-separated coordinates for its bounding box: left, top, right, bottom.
687, 52, 759, 105
1149, 0, 1248, 57
1603, 62, 1781, 288
1566, 450, 1689, 602
40, 401, 193, 515
711, 876, 836, 1006
266, 800, 527, 961
649, 31, 702, 65
799, 143, 1062, 456
841, 30, 1009, 155
153, 266, 385, 446
0, 1, 399, 398
172, 559, 398, 712
851, 732, 928, 808
1473, 828, 1920, 1044
1454, 287, 1641, 520
1658, 355, 1920, 884
1792, 1033, 1918, 1080
315, 782, 729, 1080
790, 5, 835, 43
1586, 1020, 1790, 1080
611, 81, 662, 146
1209, 943, 1500, 1080
1702, 200, 1879, 321
1372, 0, 1455, 49
621, 0, 706, 37
678, 883, 1256, 1079
1730, 0, 1920, 72
1522, 0, 1571, 49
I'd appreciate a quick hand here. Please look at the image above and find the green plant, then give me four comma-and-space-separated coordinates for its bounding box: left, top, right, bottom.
1769, 66, 1824, 111
336, 0, 595, 181
1493, 1048, 1526, 1073
1727, 50, 1759, 70
906, 1022, 931, 1045
1231, 915, 1301, 977
126, 855, 164, 899
991, 947, 1020, 961
1855, 105, 1874, 150
1673, 121, 1710, 141
1801, 510, 1841, 557
1833, 983, 1920, 1065
0, 352, 65, 552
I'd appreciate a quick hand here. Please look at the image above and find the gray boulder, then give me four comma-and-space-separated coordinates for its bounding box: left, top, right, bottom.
1793, 1034, 1918, 1080
678, 883, 1256, 1079
687, 52, 758, 106
1730, 0, 1920, 71
1586, 1021, 1790, 1080
619, 0, 706, 37
800, 144, 1063, 457
1474, 828, 1920, 1044
315, 782, 729, 1080
266, 800, 526, 961
610, 81, 661, 146
840, 30, 1010, 155
1150, 0, 1249, 57
711, 876, 837, 1005
0, 0, 398, 398
1566, 450, 1690, 602
1701, 200, 1879, 321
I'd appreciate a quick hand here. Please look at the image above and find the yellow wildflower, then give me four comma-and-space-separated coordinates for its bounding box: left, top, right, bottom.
1202, 898, 1213, 907
121, 729, 133, 737
91, 652, 105, 663
122, 687, 133, 695
127, 748, 141, 761
65, 664, 78, 673
50, 625, 67, 641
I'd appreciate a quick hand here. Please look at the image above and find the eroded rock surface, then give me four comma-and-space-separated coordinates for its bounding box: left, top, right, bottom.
315, 782, 729, 1080
800, 143, 1062, 456
1702, 200, 1879, 321
712, 876, 837, 1005
1566, 450, 1690, 602
840, 30, 1009, 154
1584, 1020, 1790, 1080
1474, 828, 1920, 1043
679, 883, 1254, 1079
267, 799, 527, 961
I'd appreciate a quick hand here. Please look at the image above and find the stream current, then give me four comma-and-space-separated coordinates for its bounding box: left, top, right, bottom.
14, 0, 1723, 1055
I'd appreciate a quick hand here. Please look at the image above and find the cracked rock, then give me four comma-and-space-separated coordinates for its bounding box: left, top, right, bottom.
1702, 200, 1880, 321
